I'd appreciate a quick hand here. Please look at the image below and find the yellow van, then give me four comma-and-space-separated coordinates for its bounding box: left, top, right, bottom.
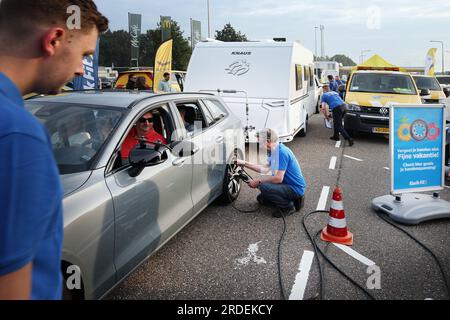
114, 69, 186, 92
413, 75, 446, 104
344, 69, 424, 135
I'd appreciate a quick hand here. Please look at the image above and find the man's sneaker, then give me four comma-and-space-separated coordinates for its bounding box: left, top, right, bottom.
348, 138, 354, 147
257, 194, 264, 205
273, 206, 296, 218
329, 136, 340, 141
293, 196, 304, 211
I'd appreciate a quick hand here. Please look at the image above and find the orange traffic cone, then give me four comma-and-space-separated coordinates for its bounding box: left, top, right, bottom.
321, 186, 353, 246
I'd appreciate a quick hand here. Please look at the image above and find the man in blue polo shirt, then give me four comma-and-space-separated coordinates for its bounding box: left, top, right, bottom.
321, 83, 354, 146
0, 0, 108, 299
237, 129, 306, 218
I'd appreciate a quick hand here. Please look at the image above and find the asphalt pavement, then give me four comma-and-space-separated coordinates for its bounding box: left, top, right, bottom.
107, 114, 450, 300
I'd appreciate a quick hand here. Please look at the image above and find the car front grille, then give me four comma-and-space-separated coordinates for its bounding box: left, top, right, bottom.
360, 106, 390, 116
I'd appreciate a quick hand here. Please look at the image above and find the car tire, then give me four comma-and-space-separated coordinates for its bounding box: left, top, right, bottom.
220, 151, 243, 203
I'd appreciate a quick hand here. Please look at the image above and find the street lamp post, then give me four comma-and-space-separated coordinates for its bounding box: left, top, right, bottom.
207, 0, 212, 39
314, 26, 318, 59
320, 25, 325, 58
360, 49, 371, 64
430, 40, 444, 73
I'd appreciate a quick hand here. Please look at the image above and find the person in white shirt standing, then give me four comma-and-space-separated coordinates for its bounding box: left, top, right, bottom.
158, 72, 173, 92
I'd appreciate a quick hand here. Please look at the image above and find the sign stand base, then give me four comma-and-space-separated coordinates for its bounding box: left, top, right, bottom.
372, 193, 450, 225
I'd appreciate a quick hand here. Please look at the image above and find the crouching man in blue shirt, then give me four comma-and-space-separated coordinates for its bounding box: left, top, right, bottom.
237, 129, 306, 218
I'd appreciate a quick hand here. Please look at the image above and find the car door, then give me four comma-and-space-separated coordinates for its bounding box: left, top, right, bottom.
105, 103, 193, 280
174, 100, 222, 214
202, 98, 231, 185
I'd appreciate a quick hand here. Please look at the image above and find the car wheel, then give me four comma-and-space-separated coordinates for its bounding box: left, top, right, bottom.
220, 151, 242, 203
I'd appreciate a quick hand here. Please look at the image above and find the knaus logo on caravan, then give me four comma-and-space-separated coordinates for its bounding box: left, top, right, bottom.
231, 51, 252, 56
226, 60, 250, 76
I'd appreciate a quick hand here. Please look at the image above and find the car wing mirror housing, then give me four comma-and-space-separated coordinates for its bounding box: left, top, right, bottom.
128, 145, 166, 177
420, 89, 431, 96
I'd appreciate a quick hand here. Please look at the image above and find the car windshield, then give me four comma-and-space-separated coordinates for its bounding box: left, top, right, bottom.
349, 73, 417, 95
25, 101, 124, 174
437, 76, 450, 84
413, 76, 442, 91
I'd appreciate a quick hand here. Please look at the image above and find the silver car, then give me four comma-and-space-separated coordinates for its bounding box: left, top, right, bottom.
25, 91, 245, 300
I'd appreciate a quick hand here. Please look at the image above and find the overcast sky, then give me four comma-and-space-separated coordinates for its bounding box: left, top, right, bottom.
96, 0, 450, 69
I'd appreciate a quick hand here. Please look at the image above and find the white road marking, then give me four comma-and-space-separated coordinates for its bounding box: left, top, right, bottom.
317, 186, 330, 211
333, 243, 376, 267
329, 157, 337, 170
335, 141, 341, 148
344, 155, 363, 162
289, 250, 315, 300
236, 242, 267, 266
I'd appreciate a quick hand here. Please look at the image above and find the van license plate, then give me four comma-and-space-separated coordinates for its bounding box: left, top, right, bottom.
373, 127, 389, 134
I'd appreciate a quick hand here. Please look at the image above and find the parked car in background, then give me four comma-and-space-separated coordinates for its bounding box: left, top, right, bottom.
436, 75, 450, 89
343, 69, 423, 136
25, 91, 245, 300
413, 75, 446, 104
114, 69, 186, 92
99, 76, 114, 89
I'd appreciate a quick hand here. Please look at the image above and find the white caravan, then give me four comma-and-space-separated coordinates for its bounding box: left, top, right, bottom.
314, 61, 340, 83
184, 41, 316, 143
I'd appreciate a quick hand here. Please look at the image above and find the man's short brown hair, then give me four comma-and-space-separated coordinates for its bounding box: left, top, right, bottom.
0, 0, 108, 38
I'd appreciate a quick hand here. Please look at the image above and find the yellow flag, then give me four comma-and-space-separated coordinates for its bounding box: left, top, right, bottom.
154, 39, 173, 93
425, 48, 437, 76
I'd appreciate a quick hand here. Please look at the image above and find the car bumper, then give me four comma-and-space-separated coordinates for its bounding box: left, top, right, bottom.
344, 112, 390, 134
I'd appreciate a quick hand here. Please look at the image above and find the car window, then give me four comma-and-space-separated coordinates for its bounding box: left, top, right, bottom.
349, 73, 417, 95
413, 77, 442, 91
202, 99, 228, 121
437, 76, 450, 84
117, 104, 174, 168
176, 101, 210, 135
25, 101, 124, 174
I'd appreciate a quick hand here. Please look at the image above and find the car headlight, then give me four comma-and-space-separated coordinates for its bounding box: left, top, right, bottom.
347, 104, 361, 111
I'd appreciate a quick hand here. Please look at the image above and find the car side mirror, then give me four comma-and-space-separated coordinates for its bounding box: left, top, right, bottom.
420, 89, 431, 96
128, 144, 167, 177
170, 140, 199, 157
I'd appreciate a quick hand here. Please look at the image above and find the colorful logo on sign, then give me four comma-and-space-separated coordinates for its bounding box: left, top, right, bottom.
397, 117, 441, 142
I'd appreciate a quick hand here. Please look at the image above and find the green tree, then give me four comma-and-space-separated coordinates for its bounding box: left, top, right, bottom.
99, 20, 192, 70
314, 54, 356, 66
330, 54, 356, 66
99, 30, 131, 67
215, 23, 248, 42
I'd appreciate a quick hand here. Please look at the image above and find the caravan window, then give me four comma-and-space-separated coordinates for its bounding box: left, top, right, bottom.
304, 67, 311, 91
309, 67, 314, 87
295, 65, 303, 91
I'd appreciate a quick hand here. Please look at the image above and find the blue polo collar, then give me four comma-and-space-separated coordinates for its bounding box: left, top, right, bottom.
0, 72, 23, 105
